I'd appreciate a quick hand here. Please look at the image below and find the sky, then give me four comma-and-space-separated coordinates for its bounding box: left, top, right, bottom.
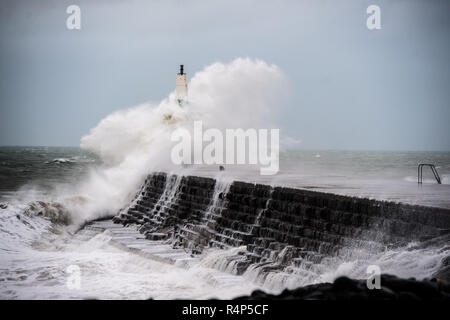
0, 0, 449, 150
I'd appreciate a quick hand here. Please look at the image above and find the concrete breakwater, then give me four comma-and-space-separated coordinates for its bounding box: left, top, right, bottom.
112, 172, 450, 286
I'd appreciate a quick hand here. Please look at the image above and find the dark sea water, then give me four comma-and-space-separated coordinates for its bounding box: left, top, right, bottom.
0, 146, 101, 202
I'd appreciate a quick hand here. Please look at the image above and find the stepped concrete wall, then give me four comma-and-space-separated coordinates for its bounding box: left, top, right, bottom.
113, 172, 450, 278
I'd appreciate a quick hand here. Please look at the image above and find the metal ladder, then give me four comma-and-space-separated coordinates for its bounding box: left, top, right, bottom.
418, 163, 442, 184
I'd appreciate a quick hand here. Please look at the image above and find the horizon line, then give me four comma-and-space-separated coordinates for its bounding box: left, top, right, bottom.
1, 144, 450, 153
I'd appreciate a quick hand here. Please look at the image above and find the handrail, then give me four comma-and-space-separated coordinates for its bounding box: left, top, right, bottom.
418, 163, 442, 184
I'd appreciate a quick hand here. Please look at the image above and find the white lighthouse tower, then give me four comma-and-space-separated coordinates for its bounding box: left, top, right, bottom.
176, 64, 188, 106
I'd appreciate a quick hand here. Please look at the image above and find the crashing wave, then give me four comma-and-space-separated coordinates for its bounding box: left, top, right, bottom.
25, 201, 72, 225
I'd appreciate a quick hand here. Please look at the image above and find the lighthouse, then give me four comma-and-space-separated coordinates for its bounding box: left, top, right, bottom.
176, 64, 188, 106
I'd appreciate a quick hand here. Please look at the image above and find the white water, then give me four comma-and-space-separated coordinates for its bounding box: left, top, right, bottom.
75, 58, 284, 225
149, 174, 183, 220
0, 206, 261, 299
203, 175, 232, 221
241, 240, 449, 291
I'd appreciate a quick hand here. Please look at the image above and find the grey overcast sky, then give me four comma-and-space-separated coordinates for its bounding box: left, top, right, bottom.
0, 0, 449, 150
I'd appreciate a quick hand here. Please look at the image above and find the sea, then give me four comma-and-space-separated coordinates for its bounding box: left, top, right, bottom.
1, 146, 449, 299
